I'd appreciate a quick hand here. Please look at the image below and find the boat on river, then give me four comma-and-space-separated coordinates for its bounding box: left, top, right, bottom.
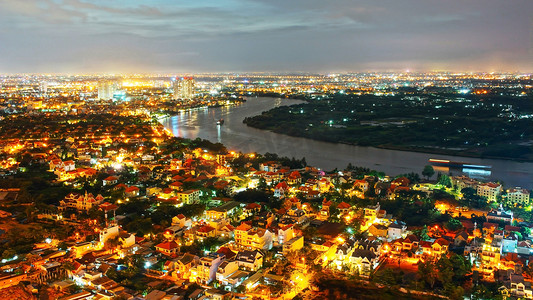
429, 158, 492, 169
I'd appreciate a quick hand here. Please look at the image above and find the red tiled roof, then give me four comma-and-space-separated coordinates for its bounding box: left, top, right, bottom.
505, 225, 521, 232
322, 199, 333, 206
434, 238, 450, 246
197, 225, 216, 233
337, 202, 351, 209
172, 175, 185, 181
289, 171, 301, 178
115, 183, 128, 189
125, 186, 139, 193
217, 246, 237, 259
245, 203, 261, 210
156, 241, 179, 250
420, 241, 432, 248
100, 203, 118, 211
279, 224, 294, 231
483, 222, 498, 229
235, 223, 252, 231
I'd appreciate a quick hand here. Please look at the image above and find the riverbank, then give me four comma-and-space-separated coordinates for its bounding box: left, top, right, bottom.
244, 122, 533, 163
242, 93, 533, 163
161, 96, 533, 189
374, 144, 533, 163
242, 120, 533, 163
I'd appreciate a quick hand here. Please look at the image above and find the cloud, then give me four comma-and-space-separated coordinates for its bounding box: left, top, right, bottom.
0, 0, 531, 73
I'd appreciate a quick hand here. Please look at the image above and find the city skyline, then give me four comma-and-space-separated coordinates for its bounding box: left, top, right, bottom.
1, 0, 532, 74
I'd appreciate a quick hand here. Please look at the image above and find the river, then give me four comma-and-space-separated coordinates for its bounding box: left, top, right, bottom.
162, 97, 533, 189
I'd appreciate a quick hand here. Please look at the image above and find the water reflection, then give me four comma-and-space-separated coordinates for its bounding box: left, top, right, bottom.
217, 124, 221, 143
161, 97, 533, 189
462, 168, 492, 181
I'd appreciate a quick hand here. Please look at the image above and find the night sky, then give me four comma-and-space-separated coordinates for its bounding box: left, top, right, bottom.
1, 0, 532, 73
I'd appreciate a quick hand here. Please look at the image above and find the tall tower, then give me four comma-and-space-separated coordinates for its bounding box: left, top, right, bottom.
98, 80, 118, 100
173, 77, 195, 100
40, 81, 48, 94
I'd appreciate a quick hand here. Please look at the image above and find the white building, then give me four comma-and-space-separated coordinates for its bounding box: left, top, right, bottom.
173, 77, 195, 100
506, 187, 530, 206
98, 80, 118, 100
477, 182, 502, 202
176, 189, 201, 204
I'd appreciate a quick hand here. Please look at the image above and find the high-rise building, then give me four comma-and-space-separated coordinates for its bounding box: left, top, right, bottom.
40, 82, 48, 94
98, 80, 118, 100
173, 77, 195, 100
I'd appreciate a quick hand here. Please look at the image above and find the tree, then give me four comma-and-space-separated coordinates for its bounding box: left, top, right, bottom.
461, 187, 486, 208
438, 174, 452, 187
436, 256, 454, 287
257, 177, 267, 190
417, 260, 437, 289
422, 165, 435, 180
413, 225, 430, 241
2, 249, 16, 260
445, 218, 463, 231
449, 253, 471, 282
404, 172, 421, 184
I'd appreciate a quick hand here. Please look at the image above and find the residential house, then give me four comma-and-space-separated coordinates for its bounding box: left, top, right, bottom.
285, 208, 307, 224
454, 231, 469, 247
171, 214, 192, 229
243, 203, 261, 217
103, 176, 119, 186
353, 179, 369, 193
173, 253, 199, 280
196, 225, 217, 240
452, 175, 479, 191
318, 199, 333, 221
337, 202, 351, 215
234, 223, 273, 251
431, 238, 450, 257
348, 240, 381, 277
216, 261, 239, 283
124, 186, 140, 197
287, 171, 302, 185
318, 178, 334, 193
277, 224, 296, 246
274, 181, 289, 198
283, 236, 304, 255
388, 222, 406, 241
205, 201, 241, 220
169, 181, 183, 191
155, 241, 180, 256
368, 224, 388, 238
195, 253, 225, 284
164, 226, 184, 241
509, 274, 533, 299
176, 190, 200, 204
235, 250, 264, 272
364, 203, 380, 225
401, 235, 419, 251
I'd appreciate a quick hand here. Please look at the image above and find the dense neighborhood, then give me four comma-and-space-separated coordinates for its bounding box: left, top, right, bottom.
0, 73, 531, 299
0, 105, 530, 300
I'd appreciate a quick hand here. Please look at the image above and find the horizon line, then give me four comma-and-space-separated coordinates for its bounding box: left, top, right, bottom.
1, 70, 532, 76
